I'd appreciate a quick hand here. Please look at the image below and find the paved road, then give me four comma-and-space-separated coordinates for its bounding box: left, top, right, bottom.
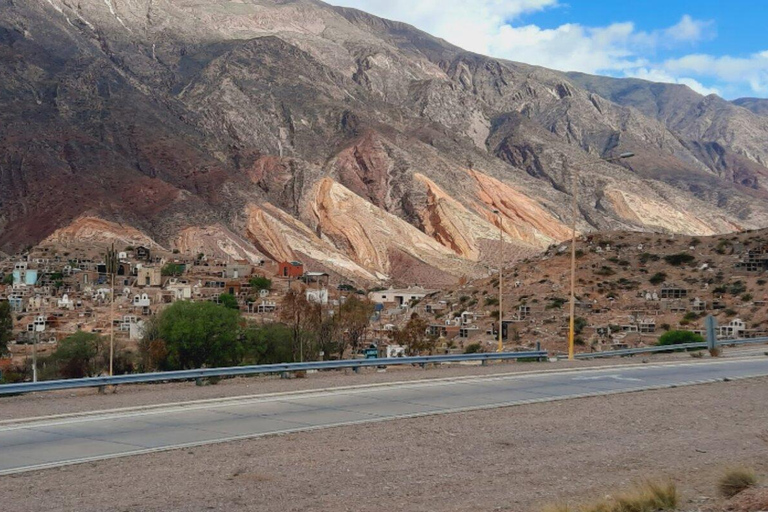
1, 358, 767, 476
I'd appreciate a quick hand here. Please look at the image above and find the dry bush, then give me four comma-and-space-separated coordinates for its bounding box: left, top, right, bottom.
541, 480, 678, 512
718, 467, 757, 498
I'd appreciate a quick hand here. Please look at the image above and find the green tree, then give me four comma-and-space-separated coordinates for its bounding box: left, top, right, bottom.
161, 263, 185, 277
155, 301, 242, 369
649, 272, 667, 285
218, 293, 240, 310
241, 322, 294, 364
249, 276, 272, 291
2, 274, 13, 286
50, 331, 134, 378
657, 330, 705, 346
0, 300, 13, 357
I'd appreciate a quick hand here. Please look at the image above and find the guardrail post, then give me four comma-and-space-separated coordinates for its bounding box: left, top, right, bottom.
353, 366, 361, 374
705, 315, 718, 354
481, 359, 488, 366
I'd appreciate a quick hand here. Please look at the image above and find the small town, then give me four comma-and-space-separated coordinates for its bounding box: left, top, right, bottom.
2, 228, 768, 384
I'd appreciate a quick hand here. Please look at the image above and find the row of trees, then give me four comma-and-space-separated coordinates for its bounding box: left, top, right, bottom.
136, 290, 383, 371
0, 286, 441, 381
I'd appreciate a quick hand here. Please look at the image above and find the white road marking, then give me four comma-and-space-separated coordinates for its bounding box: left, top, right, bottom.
573, 374, 643, 382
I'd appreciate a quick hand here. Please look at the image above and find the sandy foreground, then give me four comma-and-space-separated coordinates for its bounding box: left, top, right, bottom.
0, 350, 753, 422
1, 372, 767, 511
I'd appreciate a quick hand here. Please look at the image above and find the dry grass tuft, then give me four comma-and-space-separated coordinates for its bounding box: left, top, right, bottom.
541, 480, 678, 512
718, 467, 757, 498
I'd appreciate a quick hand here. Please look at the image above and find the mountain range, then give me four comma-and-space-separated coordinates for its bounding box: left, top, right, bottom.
2, 0, 768, 284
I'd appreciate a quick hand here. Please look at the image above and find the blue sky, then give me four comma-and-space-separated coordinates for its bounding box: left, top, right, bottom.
328, 0, 768, 99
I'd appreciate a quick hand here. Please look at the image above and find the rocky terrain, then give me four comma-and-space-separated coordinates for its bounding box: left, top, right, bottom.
2, 0, 768, 284
429, 228, 768, 353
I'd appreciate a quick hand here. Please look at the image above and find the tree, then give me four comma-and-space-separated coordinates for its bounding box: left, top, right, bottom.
2, 274, 13, 286
50, 331, 132, 378
218, 293, 240, 310
279, 289, 319, 361
392, 313, 436, 356
249, 276, 272, 291
649, 272, 667, 285
657, 330, 705, 346
161, 263, 185, 277
241, 322, 294, 364
0, 300, 12, 357
337, 295, 374, 358
155, 301, 242, 369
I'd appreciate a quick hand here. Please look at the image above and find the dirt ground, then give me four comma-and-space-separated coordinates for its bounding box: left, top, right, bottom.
1, 376, 766, 512
0, 351, 737, 422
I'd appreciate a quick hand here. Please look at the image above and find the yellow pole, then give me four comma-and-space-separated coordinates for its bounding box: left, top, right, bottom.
568, 167, 578, 361
110, 272, 115, 376
497, 211, 503, 353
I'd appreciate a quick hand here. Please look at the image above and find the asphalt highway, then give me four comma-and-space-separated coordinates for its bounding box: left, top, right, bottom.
1, 357, 767, 476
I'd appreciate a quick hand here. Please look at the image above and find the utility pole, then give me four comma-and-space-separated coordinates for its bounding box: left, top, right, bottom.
494, 209, 504, 353
568, 167, 578, 361
106, 244, 118, 376
568, 151, 634, 360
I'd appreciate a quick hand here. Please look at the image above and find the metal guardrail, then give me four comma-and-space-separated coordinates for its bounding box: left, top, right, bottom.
574, 336, 768, 359
716, 336, 768, 347
574, 342, 707, 359
0, 350, 548, 396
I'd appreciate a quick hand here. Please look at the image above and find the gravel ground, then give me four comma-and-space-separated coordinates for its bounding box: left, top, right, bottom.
0, 351, 738, 421
1, 376, 766, 512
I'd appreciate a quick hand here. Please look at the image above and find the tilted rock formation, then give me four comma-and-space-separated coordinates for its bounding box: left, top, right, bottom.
41, 217, 159, 249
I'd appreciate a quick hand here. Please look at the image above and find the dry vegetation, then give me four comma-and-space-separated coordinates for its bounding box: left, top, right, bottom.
542, 480, 678, 512
719, 468, 758, 498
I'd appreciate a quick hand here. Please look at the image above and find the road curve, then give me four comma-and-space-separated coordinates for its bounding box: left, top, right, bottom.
1, 358, 767, 476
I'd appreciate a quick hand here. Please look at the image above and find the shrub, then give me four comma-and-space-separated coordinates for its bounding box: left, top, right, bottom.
649, 272, 667, 285
664, 253, 696, 266
718, 467, 757, 498
218, 293, 239, 310
464, 343, 482, 354
484, 297, 499, 306
657, 330, 704, 346
742, 293, 753, 302
729, 281, 747, 295
594, 266, 615, 276
250, 276, 272, 291
547, 297, 567, 310
541, 480, 677, 512
161, 263, 185, 277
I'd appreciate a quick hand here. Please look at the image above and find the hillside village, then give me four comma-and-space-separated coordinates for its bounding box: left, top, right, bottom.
2, 228, 768, 375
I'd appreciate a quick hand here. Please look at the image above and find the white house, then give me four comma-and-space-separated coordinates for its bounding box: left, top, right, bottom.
57, 294, 74, 309
133, 293, 151, 307
369, 287, 435, 307
306, 288, 329, 304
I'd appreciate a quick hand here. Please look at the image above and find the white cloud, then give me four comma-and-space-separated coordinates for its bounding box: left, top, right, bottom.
663, 52, 768, 94
662, 14, 715, 44
327, 1, 761, 98
627, 68, 720, 96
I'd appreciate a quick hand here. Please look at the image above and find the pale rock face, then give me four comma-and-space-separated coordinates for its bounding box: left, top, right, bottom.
42, 217, 158, 248
2, 0, 768, 284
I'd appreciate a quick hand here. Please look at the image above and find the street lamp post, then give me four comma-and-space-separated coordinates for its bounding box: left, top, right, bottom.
568, 152, 634, 360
